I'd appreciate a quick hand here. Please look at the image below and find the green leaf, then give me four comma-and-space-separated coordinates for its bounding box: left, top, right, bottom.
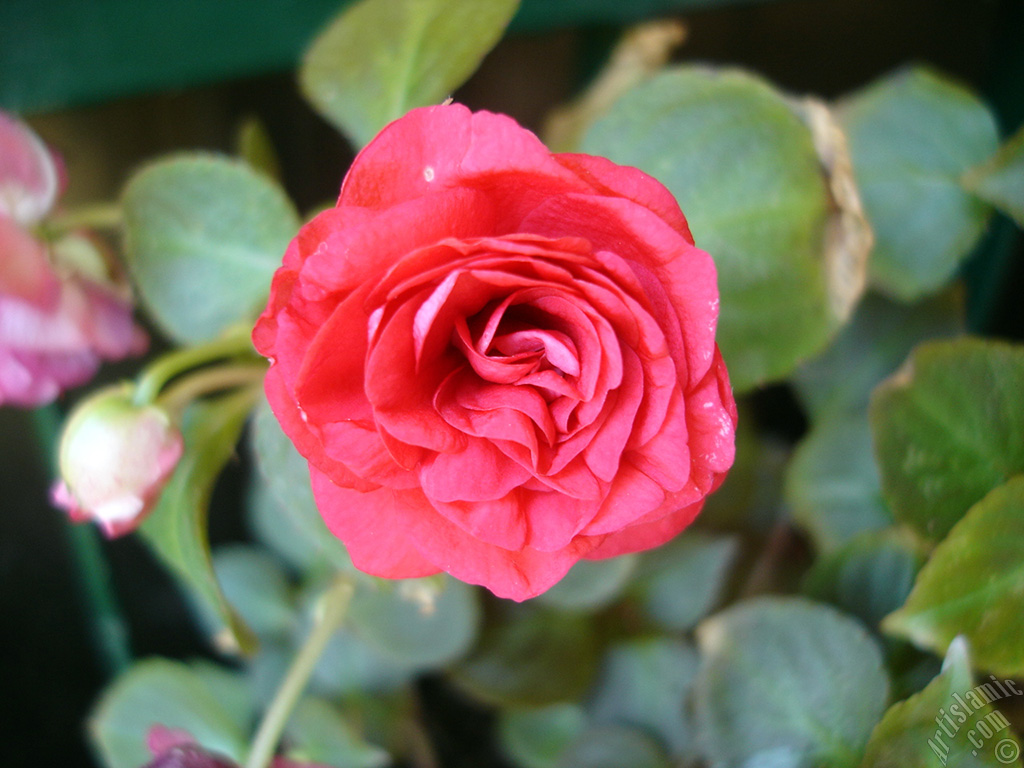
336, 690, 417, 759
884, 476, 1024, 678
588, 637, 699, 758
628, 532, 737, 631
583, 66, 856, 392
235, 115, 282, 181
695, 597, 890, 768
284, 697, 390, 768
839, 66, 999, 300
500, 704, 588, 768
537, 555, 636, 611
793, 291, 964, 421
209, 545, 296, 639
785, 413, 892, 553
310, 628, 417, 696
122, 154, 300, 343
299, 0, 520, 147
188, 660, 255, 728
802, 530, 925, 630
288, 576, 420, 695
347, 575, 480, 669
139, 388, 258, 655
859, 638, 1023, 768
870, 338, 1024, 542
557, 726, 671, 768
89, 658, 249, 768
452, 605, 599, 706
249, 396, 354, 573
964, 125, 1024, 228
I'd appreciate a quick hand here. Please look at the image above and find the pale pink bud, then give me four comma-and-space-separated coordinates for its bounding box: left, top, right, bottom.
0, 111, 63, 227
52, 385, 183, 537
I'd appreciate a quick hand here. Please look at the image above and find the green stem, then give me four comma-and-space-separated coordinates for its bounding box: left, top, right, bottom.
31, 404, 132, 677
245, 575, 355, 768
66, 524, 134, 675
157, 362, 267, 416
134, 328, 256, 406
51, 201, 123, 232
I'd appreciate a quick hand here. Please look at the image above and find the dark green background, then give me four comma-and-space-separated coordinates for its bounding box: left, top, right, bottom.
0, 0, 764, 113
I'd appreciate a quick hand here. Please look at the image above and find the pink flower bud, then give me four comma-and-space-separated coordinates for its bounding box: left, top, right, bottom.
143, 726, 330, 768
0, 216, 147, 408
51, 385, 183, 537
0, 112, 64, 227
0, 110, 147, 406
143, 727, 237, 768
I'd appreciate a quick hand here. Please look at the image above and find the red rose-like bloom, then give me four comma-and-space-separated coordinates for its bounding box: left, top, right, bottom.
254, 104, 736, 600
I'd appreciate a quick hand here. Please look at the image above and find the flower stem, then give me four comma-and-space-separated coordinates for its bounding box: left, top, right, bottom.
134, 328, 256, 406
244, 574, 355, 768
31, 404, 132, 676
51, 201, 123, 232
157, 362, 267, 416
65, 524, 133, 675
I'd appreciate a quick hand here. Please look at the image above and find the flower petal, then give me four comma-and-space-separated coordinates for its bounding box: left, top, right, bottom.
310, 469, 439, 578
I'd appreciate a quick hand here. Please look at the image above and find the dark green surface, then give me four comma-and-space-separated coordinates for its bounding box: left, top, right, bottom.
0, 0, 761, 114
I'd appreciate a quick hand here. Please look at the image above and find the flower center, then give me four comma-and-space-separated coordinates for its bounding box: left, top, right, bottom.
455, 297, 581, 388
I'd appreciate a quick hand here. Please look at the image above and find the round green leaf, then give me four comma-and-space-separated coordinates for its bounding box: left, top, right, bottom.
628, 532, 737, 631
839, 66, 999, 299
860, 637, 1022, 768
299, 0, 520, 147
246, 640, 292, 709
870, 338, 1024, 542
122, 153, 300, 343
694, 597, 890, 768
884, 476, 1024, 678
793, 291, 963, 421
785, 413, 893, 553
583, 66, 852, 391
964, 125, 1024, 228
452, 605, 599, 707
188, 660, 255, 728
500, 704, 588, 768
249, 396, 354, 573
209, 545, 296, 640
557, 726, 671, 768
311, 627, 417, 696
802, 530, 924, 630
284, 697, 390, 768
537, 555, 636, 611
235, 116, 282, 181
348, 576, 480, 669
89, 658, 249, 768
588, 637, 699, 758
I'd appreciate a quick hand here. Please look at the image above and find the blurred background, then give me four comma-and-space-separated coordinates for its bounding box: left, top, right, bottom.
2, 0, 1022, 764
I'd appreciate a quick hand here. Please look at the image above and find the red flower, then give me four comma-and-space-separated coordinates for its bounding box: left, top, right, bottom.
254, 104, 736, 600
